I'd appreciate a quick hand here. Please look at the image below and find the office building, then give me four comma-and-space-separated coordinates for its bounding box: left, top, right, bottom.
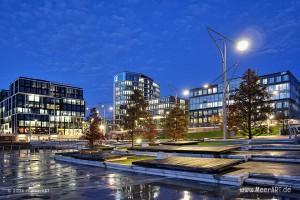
113, 71, 160, 125
189, 71, 300, 127
148, 96, 188, 128
0, 77, 85, 140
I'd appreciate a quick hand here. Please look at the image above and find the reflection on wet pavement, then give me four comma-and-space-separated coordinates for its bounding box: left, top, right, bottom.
0, 150, 294, 199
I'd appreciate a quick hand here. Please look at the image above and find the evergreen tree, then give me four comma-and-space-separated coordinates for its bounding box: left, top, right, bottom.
163, 106, 188, 141
229, 69, 273, 139
85, 108, 104, 148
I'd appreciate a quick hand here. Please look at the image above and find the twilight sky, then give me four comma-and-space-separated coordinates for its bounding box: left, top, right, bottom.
0, 0, 299, 109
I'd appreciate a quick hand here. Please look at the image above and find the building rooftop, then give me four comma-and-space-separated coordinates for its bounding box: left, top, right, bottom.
16, 76, 83, 90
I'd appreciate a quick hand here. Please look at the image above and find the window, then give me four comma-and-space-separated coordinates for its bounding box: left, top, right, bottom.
269, 77, 274, 84
263, 78, 267, 84
276, 76, 282, 83
28, 95, 34, 101
276, 102, 282, 109
213, 87, 217, 93
283, 75, 289, 81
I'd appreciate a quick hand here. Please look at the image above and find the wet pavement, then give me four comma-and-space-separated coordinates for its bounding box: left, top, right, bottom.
0, 150, 297, 199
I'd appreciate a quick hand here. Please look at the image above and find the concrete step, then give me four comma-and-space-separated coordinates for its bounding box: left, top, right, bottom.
250, 156, 300, 163
245, 178, 300, 190
245, 170, 300, 190
249, 144, 300, 151
231, 150, 300, 163
249, 139, 294, 145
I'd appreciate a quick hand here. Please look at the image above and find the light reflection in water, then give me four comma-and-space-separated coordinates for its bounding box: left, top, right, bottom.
0, 150, 297, 199
181, 190, 191, 200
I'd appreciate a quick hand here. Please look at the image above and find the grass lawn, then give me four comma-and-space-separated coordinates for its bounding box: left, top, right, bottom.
186, 130, 224, 140
107, 155, 155, 165
186, 126, 281, 140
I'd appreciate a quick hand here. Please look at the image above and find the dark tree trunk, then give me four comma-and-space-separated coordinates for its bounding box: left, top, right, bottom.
248, 115, 252, 139
131, 131, 134, 147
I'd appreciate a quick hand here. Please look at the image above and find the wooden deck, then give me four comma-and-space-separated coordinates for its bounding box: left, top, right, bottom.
160, 141, 201, 146
129, 146, 239, 154
133, 157, 242, 173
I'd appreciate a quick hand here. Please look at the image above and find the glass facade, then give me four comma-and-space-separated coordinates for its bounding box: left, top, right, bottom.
148, 96, 187, 116
113, 72, 160, 125
148, 96, 188, 128
0, 77, 85, 138
189, 71, 300, 127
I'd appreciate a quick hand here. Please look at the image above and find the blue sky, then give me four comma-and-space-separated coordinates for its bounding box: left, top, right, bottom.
0, 0, 299, 108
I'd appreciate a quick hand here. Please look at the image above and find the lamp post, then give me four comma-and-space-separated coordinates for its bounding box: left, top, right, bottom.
208, 27, 250, 140
99, 105, 114, 136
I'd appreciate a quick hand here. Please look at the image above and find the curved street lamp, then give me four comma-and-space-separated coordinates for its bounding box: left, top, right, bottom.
208, 27, 250, 140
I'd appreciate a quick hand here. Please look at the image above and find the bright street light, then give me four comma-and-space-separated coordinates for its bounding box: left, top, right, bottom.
99, 124, 105, 130
182, 89, 189, 96
136, 138, 142, 144
203, 84, 209, 88
109, 106, 113, 111
236, 39, 250, 52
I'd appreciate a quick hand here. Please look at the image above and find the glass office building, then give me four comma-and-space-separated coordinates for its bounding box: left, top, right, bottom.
0, 77, 85, 140
113, 71, 160, 125
189, 71, 300, 127
148, 96, 188, 128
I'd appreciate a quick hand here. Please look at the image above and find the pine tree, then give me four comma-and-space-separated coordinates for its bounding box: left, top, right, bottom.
230, 69, 273, 139
85, 108, 104, 148
122, 89, 151, 147
163, 106, 188, 141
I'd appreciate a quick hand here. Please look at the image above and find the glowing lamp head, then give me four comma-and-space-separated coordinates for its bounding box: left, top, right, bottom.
136, 138, 142, 144
236, 39, 250, 52
99, 124, 105, 130
183, 90, 189, 96
203, 84, 209, 88
109, 106, 113, 111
